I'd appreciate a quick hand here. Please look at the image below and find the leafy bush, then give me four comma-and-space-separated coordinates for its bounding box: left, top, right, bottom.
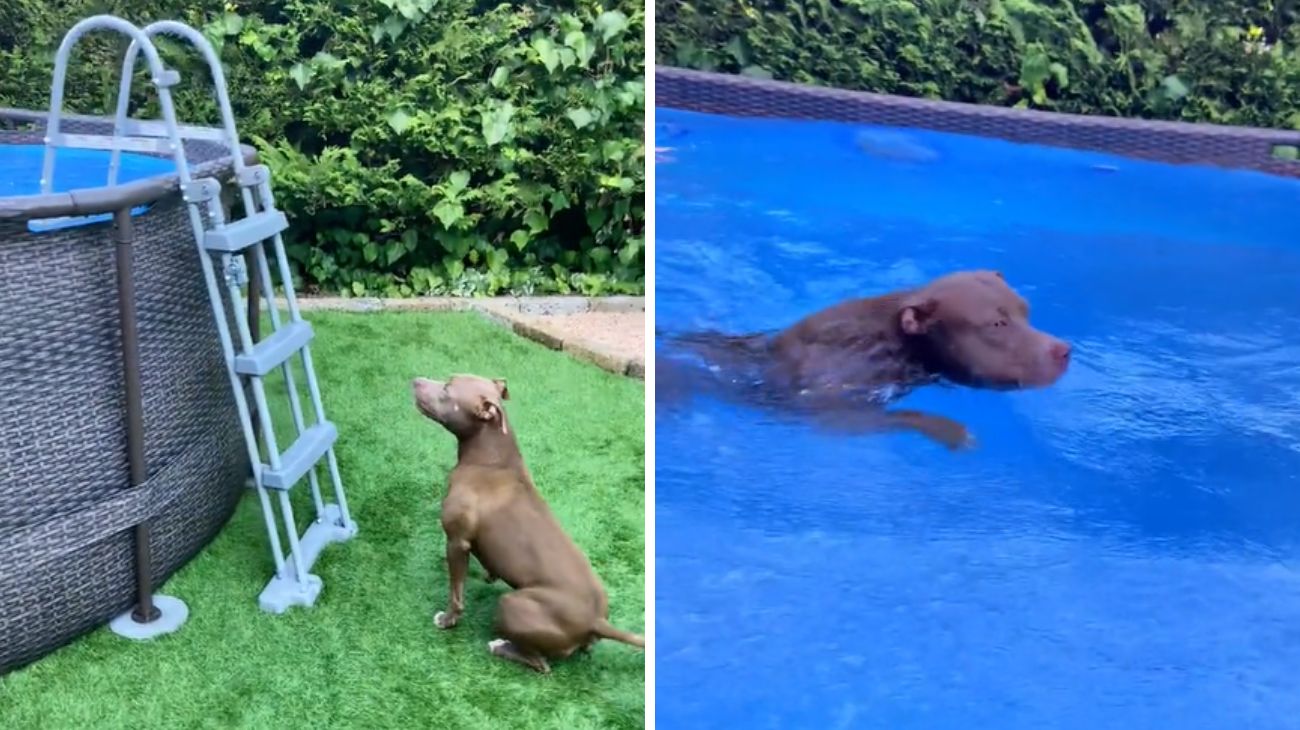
1, 0, 645, 296
656, 0, 1300, 130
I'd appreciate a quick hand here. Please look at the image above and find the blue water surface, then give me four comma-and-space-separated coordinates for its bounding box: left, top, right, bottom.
0, 144, 179, 231
655, 107, 1300, 729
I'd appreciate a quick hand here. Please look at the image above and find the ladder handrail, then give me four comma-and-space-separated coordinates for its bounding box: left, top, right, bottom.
109, 21, 311, 326
42, 15, 182, 196
109, 21, 249, 187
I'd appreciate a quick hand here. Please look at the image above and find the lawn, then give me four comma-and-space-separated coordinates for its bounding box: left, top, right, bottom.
0, 310, 646, 729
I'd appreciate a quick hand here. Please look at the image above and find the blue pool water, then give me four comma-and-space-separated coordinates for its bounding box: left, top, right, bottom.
0, 144, 179, 230
655, 107, 1300, 729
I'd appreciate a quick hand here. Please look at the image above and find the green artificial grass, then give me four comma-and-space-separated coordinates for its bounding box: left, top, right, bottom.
0, 311, 645, 729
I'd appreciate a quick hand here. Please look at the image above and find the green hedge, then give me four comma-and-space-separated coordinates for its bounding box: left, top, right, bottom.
1, 1, 645, 296
656, 0, 1300, 130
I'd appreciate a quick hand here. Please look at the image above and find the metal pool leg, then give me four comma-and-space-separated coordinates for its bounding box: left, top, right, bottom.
107, 207, 189, 641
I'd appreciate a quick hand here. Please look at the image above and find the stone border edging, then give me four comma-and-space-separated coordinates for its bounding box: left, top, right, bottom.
287, 295, 646, 380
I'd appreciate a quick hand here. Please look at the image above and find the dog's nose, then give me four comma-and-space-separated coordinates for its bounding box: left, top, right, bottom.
1049, 341, 1071, 364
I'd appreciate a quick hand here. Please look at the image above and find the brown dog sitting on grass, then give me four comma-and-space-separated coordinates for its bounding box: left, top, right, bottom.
412, 373, 644, 673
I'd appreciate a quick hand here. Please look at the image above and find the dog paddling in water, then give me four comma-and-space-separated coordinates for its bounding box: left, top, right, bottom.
659, 270, 1071, 449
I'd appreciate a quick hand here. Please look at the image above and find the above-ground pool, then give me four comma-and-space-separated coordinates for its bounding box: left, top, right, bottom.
655, 102, 1300, 728
0, 110, 250, 672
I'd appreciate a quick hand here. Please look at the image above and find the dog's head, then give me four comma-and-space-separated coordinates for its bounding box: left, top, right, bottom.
898, 270, 1070, 389
412, 374, 510, 437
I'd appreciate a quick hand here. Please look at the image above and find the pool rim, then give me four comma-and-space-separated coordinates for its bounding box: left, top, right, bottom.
0, 107, 257, 223
655, 66, 1300, 179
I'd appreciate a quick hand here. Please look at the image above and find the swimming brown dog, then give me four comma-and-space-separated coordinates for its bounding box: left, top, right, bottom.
412, 374, 644, 673
661, 270, 1071, 448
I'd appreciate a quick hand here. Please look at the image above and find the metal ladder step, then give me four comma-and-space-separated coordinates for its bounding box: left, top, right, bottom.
234, 321, 313, 377
204, 209, 288, 252
261, 421, 338, 490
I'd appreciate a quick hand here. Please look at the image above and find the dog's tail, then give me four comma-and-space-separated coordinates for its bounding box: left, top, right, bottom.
593, 619, 645, 649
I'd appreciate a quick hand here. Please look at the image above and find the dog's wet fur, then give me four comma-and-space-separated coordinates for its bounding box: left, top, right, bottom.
659, 270, 1071, 448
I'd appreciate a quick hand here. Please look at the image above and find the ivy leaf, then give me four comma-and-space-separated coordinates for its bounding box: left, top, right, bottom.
1160, 74, 1189, 101
1049, 62, 1069, 90
363, 241, 379, 263
594, 10, 628, 42
486, 247, 509, 271
618, 237, 642, 265
288, 63, 313, 89
532, 37, 559, 72
386, 109, 413, 133
524, 209, 549, 233
548, 191, 569, 212
481, 101, 515, 146
433, 200, 464, 229
386, 242, 406, 265
351, 281, 366, 297
565, 108, 595, 129
489, 66, 509, 88
396, 0, 422, 20
510, 229, 531, 251
598, 174, 634, 192
401, 229, 419, 252
565, 31, 593, 66
447, 170, 470, 194
221, 12, 244, 36
312, 52, 345, 71
371, 14, 409, 43
558, 47, 577, 69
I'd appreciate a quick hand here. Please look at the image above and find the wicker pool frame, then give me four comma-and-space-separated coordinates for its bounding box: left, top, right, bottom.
0, 108, 262, 673
657, 66, 1300, 179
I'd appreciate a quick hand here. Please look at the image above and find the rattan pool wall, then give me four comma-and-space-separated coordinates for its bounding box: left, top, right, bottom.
0, 110, 250, 672
656, 66, 1300, 179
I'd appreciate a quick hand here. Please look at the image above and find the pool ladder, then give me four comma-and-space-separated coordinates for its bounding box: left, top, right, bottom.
40, 16, 358, 623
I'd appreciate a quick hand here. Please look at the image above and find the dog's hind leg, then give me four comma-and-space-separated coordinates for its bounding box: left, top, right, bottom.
490, 588, 586, 673
487, 639, 551, 674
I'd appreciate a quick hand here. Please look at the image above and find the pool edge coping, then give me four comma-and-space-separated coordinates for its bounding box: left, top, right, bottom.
656, 66, 1300, 179
0, 107, 258, 222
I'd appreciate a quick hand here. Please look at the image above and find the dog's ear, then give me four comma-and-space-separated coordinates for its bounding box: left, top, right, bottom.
899, 297, 938, 335
477, 396, 509, 435
476, 398, 500, 421
492, 378, 509, 400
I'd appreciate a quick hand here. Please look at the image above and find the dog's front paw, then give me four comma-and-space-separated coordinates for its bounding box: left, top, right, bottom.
434, 610, 459, 629
916, 414, 977, 451
949, 429, 978, 451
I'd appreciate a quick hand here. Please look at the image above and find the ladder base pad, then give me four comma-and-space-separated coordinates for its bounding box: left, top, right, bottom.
257, 502, 358, 614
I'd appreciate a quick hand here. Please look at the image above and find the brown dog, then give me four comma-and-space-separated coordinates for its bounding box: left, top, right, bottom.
412, 374, 644, 673
661, 270, 1071, 448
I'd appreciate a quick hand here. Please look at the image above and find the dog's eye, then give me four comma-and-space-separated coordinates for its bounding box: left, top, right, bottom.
989, 320, 1009, 328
